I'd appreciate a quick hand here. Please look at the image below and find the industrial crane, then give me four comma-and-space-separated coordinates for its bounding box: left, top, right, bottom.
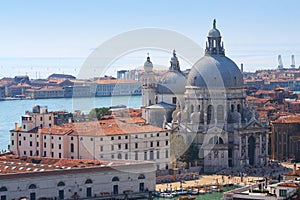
278, 55, 284, 69
291, 55, 296, 68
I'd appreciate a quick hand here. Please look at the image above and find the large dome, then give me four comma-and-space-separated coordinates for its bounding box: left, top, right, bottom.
187, 55, 243, 88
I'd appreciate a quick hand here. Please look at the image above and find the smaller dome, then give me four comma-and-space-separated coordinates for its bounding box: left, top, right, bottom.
208, 19, 221, 38
158, 71, 186, 94
208, 28, 221, 38
144, 55, 153, 73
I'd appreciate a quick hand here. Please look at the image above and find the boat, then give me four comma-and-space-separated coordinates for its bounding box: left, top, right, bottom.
191, 189, 198, 195
171, 191, 178, 196
176, 195, 196, 200
198, 188, 206, 194
176, 190, 188, 195
210, 185, 223, 192
109, 104, 127, 110
159, 193, 174, 198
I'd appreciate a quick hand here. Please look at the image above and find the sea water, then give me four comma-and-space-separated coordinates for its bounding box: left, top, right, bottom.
0, 96, 142, 150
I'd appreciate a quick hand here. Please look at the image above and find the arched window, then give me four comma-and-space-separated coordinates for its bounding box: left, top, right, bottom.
28, 184, 37, 189
198, 105, 201, 112
138, 174, 145, 179
112, 177, 119, 182
231, 104, 235, 112
207, 105, 214, 124
209, 136, 224, 145
85, 179, 93, 184
237, 104, 241, 113
57, 181, 65, 187
117, 153, 122, 159
70, 143, 74, 153
0, 186, 7, 192
217, 105, 224, 122
190, 105, 194, 113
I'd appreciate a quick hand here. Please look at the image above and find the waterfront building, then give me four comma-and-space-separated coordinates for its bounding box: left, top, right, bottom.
0, 153, 155, 200
6, 83, 31, 97
10, 107, 170, 171
25, 86, 65, 99
95, 79, 141, 97
142, 20, 269, 173
0, 85, 5, 99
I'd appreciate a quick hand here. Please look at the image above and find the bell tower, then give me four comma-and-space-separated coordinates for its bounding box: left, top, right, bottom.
141, 54, 157, 119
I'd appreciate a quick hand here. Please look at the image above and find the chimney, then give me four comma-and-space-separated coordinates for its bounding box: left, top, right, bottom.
15, 122, 18, 130
241, 63, 244, 73
294, 163, 297, 175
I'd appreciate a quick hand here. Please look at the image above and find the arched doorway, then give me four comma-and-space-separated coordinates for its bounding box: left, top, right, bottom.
248, 136, 255, 166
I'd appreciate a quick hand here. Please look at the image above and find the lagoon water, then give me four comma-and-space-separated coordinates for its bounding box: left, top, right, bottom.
0, 96, 142, 150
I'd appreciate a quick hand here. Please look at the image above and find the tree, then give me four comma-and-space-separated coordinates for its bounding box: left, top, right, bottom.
178, 143, 199, 167
89, 107, 111, 120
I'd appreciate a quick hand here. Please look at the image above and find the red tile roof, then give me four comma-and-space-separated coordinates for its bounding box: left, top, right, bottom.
0, 153, 125, 175
41, 109, 163, 136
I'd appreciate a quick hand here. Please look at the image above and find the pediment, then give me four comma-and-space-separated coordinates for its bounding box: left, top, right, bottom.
244, 120, 264, 129
207, 126, 224, 134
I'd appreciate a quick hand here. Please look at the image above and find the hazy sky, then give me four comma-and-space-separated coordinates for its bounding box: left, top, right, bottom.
0, 0, 299, 78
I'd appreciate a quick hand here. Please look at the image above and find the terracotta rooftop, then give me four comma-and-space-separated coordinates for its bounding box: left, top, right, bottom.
41, 109, 163, 136
286, 101, 300, 105
0, 153, 127, 175
277, 183, 298, 187
26, 86, 64, 92
256, 89, 275, 95
256, 106, 276, 111
273, 114, 300, 123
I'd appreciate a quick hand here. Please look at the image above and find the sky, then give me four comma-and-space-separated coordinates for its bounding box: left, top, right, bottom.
0, 0, 300, 78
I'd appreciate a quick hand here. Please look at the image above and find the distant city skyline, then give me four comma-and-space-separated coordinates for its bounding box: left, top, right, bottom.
0, 0, 300, 78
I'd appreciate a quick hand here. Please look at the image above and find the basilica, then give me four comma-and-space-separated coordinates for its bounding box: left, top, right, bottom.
141, 20, 269, 173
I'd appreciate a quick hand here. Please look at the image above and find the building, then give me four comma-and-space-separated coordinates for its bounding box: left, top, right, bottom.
14, 75, 30, 84
10, 107, 170, 171
6, 83, 31, 97
223, 181, 299, 200
0, 85, 5, 99
271, 114, 300, 162
47, 73, 76, 80
25, 86, 65, 99
95, 79, 141, 96
0, 153, 155, 200
141, 20, 269, 173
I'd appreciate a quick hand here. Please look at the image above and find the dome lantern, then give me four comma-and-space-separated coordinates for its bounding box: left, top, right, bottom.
169, 49, 180, 71
205, 19, 225, 56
